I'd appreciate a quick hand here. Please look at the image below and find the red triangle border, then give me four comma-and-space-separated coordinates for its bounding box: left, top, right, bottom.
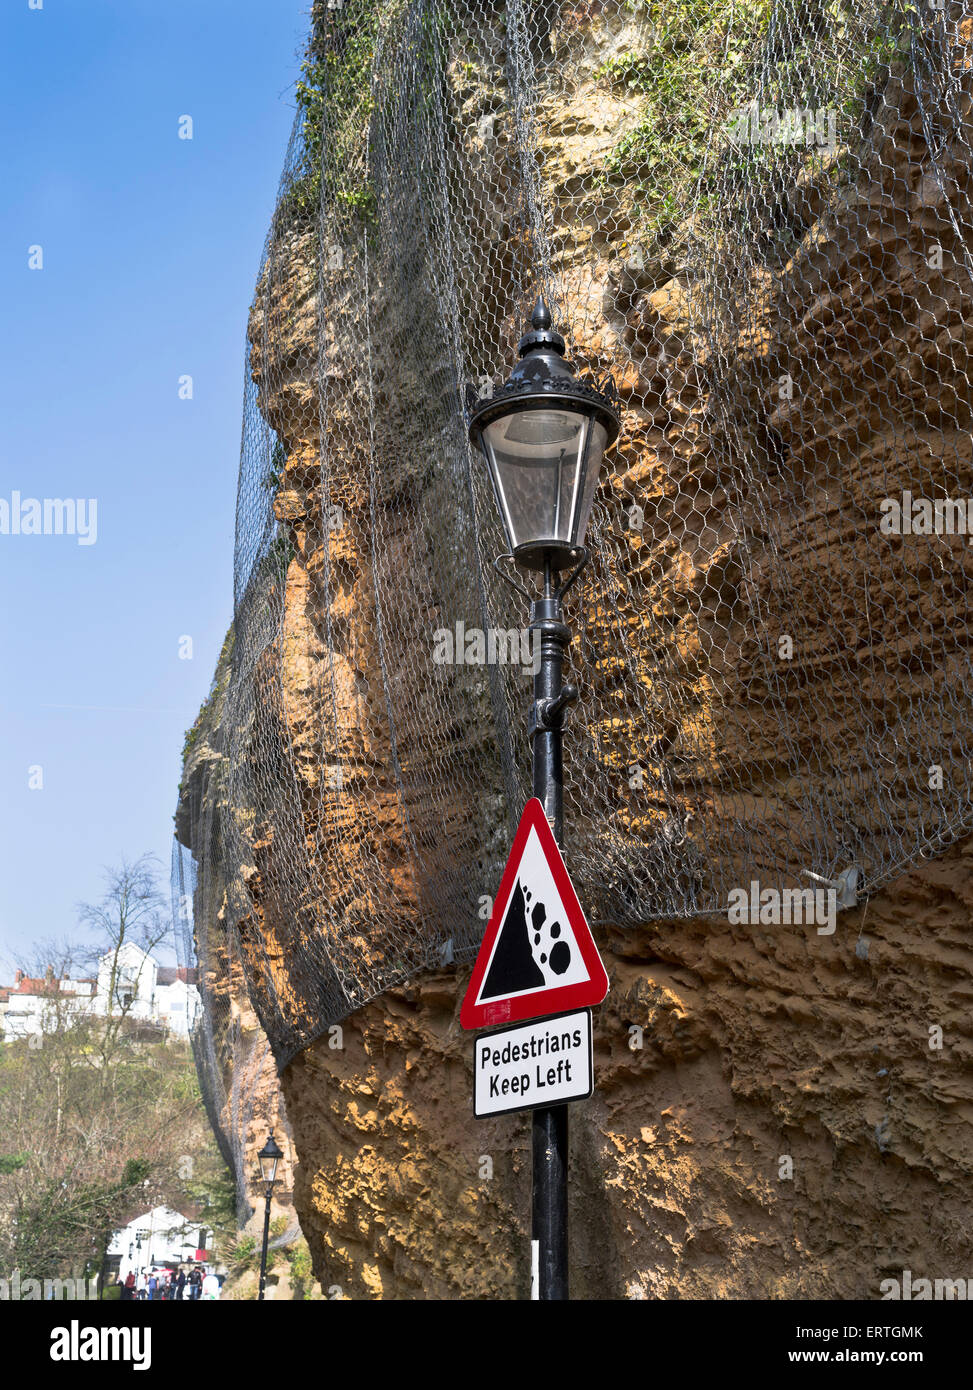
460, 798, 609, 1030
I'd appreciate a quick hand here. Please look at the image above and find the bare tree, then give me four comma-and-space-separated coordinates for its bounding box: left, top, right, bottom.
9, 935, 86, 981
77, 853, 174, 1068
0, 855, 228, 1283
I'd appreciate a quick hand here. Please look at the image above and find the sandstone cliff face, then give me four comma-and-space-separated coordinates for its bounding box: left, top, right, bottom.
285, 835, 973, 1299
177, 1, 973, 1296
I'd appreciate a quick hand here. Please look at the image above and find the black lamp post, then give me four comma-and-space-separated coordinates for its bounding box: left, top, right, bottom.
256, 1133, 283, 1301
468, 297, 620, 1301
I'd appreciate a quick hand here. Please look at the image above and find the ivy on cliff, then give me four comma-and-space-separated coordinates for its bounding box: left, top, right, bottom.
285, 0, 384, 225
597, 0, 914, 257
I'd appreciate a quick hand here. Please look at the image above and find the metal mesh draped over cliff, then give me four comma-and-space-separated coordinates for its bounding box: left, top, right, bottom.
174, 0, 973, 1070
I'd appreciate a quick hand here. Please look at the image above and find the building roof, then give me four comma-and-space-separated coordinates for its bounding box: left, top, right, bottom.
12, 975, 60, 996
157, 966, 199, 986
3, 972, 96, 998
100, 942, 153, 965
115, 1203, 198, 1231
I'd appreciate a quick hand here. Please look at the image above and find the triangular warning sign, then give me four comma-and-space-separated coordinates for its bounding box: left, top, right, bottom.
461, 799, 609, 1030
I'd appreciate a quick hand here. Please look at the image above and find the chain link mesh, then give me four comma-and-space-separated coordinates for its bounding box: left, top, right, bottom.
174, 0, 973, 1071
173, 760, 279, 1221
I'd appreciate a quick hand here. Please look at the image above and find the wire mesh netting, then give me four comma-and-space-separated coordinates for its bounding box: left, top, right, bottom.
174, 0, 973, 1072
172, 828, 279, 1221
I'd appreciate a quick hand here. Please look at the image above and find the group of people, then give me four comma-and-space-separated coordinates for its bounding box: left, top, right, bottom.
120, 1266, 221, 1300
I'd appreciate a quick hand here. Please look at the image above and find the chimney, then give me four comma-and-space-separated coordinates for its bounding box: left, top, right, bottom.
14, 970, 22, 985
45, 965, 54, 982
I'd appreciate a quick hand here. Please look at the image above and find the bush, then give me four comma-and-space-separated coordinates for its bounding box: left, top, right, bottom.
228, 1234, 257, 1270
288, 1238, 315, 1300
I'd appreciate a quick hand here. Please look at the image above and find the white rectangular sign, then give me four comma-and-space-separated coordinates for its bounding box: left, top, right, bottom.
473, 1009, 593, 1117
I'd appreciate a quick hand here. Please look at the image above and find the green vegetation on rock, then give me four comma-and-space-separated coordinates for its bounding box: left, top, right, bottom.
287, 0, 384, 225
181, 626, 235, 766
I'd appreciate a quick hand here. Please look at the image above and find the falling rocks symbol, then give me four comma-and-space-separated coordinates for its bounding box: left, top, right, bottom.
481, 879, 545, 999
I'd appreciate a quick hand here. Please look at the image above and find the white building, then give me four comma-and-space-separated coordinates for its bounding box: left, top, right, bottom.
106, 1205, 210, 1283
96, 941, 157, 1020
0, 970, 96, 1039
0, 947, 200, 1041
153, 969, 202, 1035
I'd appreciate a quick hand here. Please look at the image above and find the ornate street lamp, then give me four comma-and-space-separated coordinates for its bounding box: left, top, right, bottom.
258, 1133, 283, 1186
256, 1133, 283, 1301
468, 297, 620, 574
467, 297, 621, 1302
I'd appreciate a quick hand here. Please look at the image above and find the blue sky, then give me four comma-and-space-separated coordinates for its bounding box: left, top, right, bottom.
0, 0, 312, 965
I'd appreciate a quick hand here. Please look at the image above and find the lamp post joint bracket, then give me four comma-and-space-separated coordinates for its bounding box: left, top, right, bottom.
530, 684, 578, 736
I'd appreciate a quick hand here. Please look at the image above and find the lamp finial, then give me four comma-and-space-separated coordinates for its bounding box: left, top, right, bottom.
518, 296, 565, 359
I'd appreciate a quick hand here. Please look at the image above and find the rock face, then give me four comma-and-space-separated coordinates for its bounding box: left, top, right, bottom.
283, 835, 973, 1299
176, 2, 973, 1295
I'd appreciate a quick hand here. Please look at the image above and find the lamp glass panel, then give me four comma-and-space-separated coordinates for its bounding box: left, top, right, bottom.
571, 419, 608, 545
481, 408, 590, 551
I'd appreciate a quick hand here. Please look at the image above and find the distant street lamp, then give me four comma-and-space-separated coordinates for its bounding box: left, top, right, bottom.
468, 297, 620, 1301
256, 1133, 283, 1301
